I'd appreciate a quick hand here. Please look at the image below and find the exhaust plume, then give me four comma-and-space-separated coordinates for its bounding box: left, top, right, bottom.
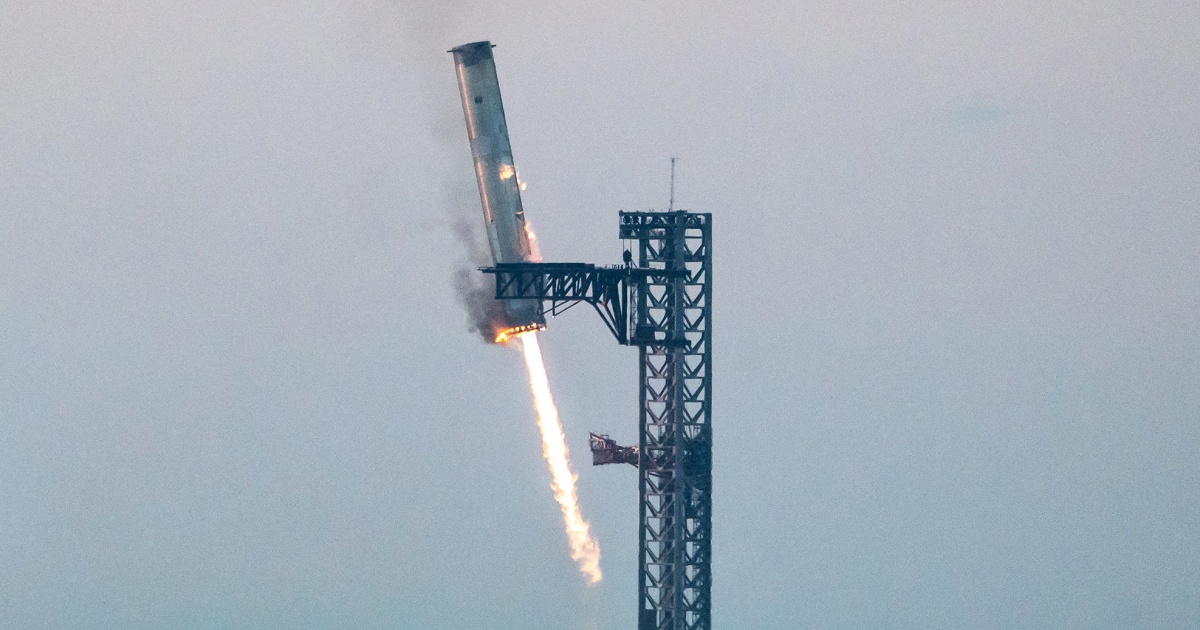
518, 331, 603, 584
449, 214, 508, 343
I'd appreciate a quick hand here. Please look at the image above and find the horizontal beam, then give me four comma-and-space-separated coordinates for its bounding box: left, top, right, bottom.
481, 262, 685, 346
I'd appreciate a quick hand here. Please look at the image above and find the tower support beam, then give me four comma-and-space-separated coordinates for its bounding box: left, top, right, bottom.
622, 211, 712, 630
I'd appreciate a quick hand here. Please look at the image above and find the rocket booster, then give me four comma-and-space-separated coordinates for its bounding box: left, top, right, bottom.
451, 41, 535, 267
451, 41, 544, 338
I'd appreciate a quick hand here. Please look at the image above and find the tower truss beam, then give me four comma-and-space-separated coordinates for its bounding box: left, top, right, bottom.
482, 262, 682, 346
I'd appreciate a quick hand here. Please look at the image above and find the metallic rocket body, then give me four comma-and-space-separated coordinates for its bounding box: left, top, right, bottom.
451, 41, 544, 338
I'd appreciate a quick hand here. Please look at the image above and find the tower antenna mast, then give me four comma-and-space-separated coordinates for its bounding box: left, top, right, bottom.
668, 157, 677, 211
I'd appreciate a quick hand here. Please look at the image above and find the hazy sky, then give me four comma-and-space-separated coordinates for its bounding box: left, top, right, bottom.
2, 1, 1198, 628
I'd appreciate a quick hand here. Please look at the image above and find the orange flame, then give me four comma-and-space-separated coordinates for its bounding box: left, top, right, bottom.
517, 331, 602, 584
495, 322, 544, 345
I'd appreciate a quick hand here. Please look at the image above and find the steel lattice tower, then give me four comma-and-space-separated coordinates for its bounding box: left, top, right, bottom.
483, 210, 713, 629
622, 211, 712, 630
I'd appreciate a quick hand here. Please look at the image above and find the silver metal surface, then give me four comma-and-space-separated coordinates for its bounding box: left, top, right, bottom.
451, 41, 542, 334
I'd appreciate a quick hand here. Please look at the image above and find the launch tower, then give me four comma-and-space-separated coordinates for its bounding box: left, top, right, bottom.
484, 210, 713, 630
624, 211, 712, 630
455, 38, 713, 630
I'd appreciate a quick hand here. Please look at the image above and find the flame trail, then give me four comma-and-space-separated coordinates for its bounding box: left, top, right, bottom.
517, 330, 602, 584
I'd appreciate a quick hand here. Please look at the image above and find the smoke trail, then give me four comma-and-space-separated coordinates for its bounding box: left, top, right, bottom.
448, 211, 508, 343
517, 331, 603, 584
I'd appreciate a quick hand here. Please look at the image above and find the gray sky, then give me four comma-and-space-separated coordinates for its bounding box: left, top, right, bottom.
2, 1, 1198, 628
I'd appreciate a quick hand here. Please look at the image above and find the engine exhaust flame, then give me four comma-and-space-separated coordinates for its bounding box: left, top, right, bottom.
517, 330, 603, 584
494, 322, 543, 344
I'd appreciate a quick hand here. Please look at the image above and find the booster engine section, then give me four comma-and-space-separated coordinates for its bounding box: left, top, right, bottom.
451, 41, 544, 340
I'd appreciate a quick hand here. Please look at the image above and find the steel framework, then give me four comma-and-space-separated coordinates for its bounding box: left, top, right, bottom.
483, 210, 712, 630
486, 262, 633, 343
622, 211, 712, 630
